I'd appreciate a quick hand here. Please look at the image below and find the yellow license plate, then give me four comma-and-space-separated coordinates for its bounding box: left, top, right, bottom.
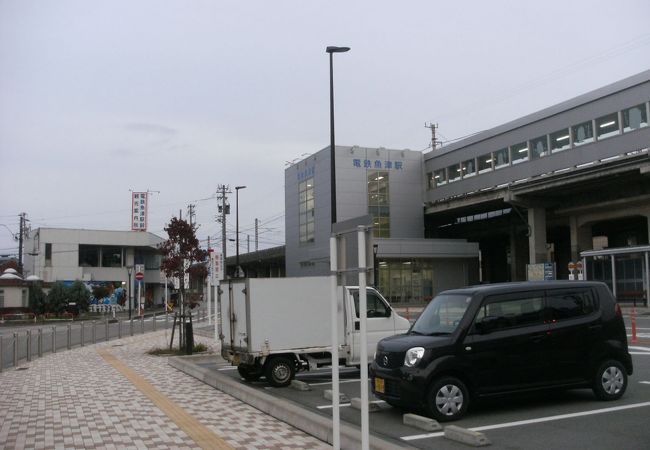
374, 377, 385, 394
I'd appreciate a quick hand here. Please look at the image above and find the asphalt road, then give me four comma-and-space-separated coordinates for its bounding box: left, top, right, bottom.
215, 314, 650, 449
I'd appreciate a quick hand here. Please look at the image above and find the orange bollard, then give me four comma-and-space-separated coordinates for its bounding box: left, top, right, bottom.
631, 307, 638, 344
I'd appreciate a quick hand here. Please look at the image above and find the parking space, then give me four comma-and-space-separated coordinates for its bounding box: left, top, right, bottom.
212, 348, 650, 449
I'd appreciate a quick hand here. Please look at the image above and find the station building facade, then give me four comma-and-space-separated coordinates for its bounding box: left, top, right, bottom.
284, 146, 480, 306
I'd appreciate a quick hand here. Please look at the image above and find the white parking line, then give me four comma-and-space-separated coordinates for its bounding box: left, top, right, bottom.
630, 352, 650, 355
640, 381, 650, 385
317, 400, 386, 410
629, 346, 650, 351
401, 402, 650, 441
309, 379, 361, 387
218, 367, 238, 371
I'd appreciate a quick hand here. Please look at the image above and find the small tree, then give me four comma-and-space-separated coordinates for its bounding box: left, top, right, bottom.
159, 217, 208, 351
159, 217, 208, 307
28, 283, 48, 315
69, 280, 91, 312
46, 282, 69, 315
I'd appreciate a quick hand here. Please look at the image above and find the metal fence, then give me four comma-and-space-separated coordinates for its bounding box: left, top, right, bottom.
0, 308, 212, 372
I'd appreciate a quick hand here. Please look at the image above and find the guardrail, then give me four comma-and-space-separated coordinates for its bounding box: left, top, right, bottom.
0, 307, 212, 372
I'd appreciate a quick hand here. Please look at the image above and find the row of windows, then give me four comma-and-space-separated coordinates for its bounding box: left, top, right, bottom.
428, 102, 649, 189
474, 288, 597, 332
299, 178, 315, 244
368, 171, 390, 238
79, 245, 124, 267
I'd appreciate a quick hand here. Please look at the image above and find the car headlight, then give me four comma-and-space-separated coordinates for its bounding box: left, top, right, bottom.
404, 347, 425, 367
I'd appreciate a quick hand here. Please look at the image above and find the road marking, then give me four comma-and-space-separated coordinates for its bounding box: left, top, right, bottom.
98, 349, 234, 450
401, 402, 650, 441
640, 381, 650, 385
630, 352, 650, 355
218, 367, 238, 371
629, 346, 650, 351
309, 379, 361, 386
317, 399, 385, 409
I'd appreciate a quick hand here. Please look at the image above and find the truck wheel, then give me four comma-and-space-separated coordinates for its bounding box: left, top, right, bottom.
237, 365, 262, 382
592, 359, 627, 401
265, 357, 295, 387
426, 377, 469, 421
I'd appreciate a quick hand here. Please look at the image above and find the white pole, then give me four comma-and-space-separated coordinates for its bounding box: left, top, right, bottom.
330, 236, 340, 450
138, 281, 142, 316
357, 225, 369, 450
214, 282, 219, 341
207, 276, 212, 326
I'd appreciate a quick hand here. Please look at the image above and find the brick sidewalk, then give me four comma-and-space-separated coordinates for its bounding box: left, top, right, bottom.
0, 329, 330, 450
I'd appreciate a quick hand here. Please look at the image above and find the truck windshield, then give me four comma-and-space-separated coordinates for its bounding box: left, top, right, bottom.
411, 293, 472, 335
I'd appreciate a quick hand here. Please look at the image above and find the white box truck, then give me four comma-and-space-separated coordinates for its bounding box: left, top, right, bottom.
219, 276, 411, 387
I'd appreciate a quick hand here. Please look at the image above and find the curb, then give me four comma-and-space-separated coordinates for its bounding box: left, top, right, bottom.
169, 355, 414, 450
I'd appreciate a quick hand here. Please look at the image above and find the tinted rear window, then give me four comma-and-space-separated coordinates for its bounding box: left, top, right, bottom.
546, 288, 596, 321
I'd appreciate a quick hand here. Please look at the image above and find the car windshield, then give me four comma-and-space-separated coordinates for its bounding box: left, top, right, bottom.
411, 293, 472, 335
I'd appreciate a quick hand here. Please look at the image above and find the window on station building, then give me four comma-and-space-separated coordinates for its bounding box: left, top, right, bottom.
510, 142, 529, 164
572, 120, 594, 146
299, 177, 315, 244
433, 168, 447, 186
79, 245, 100, 267
368, 171, 390, 238
623, 104, 648, 132
550, 128, 571, 152
494, 148, 509, 168
461, 158, 476, 177
596, 113, 620, 140
447, 163, 461, 182
478, 152, 493, 173
530, 136, 548, 159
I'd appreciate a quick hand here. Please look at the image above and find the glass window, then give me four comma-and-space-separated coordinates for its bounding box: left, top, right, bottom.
530, 136, 548, 159
550, 129, 571, 152
427, 172, 435, 189
412, 293, 472, 335
79, 245, 100, 267
546, 289, 596, 321
596, 113, 619, 140
510, 142, 529, 164
474, 294, 544, 331
448, 163, 461, 182
352, 290, 390, 318
478, 152, 493, 173
623, 104, 648, 132
22, 289, 28, 307
368, 171, 390, 238
494, 148, 509, 168
572, 121, 594, 146
461, 158, 476, 177
101, 246, 123, 268
433, 169, 446, 186
0, 289, 4, 307
299, 177, 315, 244
45, 243, 52, 266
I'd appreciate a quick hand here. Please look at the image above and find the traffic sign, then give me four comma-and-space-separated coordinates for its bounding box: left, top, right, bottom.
576, 261, 583, 271
135, 272, 144, 281
568, 262, 576, 271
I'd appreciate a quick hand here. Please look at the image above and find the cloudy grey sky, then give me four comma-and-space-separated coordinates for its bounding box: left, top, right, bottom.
1, 0, 649, 258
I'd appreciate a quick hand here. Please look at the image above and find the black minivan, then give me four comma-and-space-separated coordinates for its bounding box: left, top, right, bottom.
370, 281, 633, 421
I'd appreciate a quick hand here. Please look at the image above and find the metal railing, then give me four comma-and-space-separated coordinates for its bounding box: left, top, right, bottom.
0, 307, 213, 372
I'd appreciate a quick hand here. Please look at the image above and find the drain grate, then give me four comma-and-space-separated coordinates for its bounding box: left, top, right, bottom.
16, 367, 29, 371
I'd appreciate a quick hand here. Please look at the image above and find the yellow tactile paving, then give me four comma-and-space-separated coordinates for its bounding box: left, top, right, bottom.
97, 348, 234, 450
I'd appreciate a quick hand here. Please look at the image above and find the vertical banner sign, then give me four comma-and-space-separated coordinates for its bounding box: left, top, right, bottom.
210, 251, 224, 284
131, 192, 148, 231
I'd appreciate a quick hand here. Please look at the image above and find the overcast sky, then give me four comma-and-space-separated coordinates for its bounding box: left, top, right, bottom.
1, 0, 649, 260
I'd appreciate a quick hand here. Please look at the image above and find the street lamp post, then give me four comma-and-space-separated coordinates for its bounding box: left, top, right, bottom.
126, 265, 133, 320
326, 46, 350, 225
235, 186, 247, 277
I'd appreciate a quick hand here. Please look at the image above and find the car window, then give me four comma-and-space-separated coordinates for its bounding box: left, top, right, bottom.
474, 293, 544, 332
546, 288, 596, 322
352, 290, 390, 318
411, 294, 472, 335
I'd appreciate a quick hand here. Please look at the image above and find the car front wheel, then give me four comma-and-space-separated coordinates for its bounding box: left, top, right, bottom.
593, 359, 627, 401
426, 377, 469, 421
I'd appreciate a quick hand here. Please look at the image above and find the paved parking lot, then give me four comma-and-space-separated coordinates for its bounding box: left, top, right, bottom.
196, 314, 650, 449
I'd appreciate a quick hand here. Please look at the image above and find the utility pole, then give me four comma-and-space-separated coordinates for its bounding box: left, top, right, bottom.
18, 212, 27, 274
187, 204, 196, 227
425, 122, 440, 150
255, 218, 259, 252
216, 185, 231, 262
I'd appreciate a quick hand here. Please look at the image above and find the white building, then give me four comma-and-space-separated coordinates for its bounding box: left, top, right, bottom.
23, 228, 167, 308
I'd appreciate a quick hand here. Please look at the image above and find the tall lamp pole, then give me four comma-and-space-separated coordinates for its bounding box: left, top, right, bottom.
326, 46, 350, 225
235, 185, 247, 277
126, 265, 133, 320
